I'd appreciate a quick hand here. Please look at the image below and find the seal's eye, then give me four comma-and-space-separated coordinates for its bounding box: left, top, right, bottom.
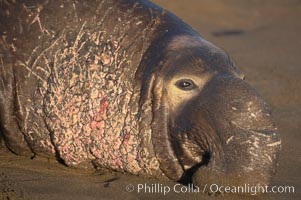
175, 79, 196, 91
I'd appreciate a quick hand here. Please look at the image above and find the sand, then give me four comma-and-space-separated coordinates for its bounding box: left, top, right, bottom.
1, 0, 300, 199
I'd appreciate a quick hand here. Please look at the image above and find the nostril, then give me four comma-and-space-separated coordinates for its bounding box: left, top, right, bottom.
178, 152, 211, 185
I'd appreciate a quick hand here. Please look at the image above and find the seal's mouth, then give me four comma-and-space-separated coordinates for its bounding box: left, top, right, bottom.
176, 126, 281, 193
178, 151, 211, 185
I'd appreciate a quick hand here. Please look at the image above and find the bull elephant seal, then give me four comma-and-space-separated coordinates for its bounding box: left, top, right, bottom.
0, 0, 280, 191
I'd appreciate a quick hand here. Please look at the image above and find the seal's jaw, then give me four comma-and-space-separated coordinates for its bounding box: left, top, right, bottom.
190, 127, 280, 191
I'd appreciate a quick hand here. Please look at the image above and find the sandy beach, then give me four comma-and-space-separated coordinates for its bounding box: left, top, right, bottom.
1, 0, 300, 199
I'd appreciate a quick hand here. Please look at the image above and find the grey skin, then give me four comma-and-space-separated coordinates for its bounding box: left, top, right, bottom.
0, 0, 280, 190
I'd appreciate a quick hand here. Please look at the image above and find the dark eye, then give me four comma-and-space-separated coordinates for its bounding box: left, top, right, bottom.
175, 79, 196, 91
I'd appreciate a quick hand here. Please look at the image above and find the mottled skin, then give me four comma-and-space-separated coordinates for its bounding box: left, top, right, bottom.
0, 0, 280, 189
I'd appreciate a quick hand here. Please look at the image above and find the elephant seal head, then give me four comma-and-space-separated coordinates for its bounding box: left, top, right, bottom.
137, 32, 281, 192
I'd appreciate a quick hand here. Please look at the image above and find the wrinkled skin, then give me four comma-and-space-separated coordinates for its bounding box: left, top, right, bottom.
0, 0, 280, 190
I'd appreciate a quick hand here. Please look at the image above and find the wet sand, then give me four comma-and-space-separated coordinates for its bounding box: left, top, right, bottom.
1, 0, 300, 199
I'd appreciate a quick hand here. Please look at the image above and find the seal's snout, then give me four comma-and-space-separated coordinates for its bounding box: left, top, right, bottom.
185, 75, 281, 193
